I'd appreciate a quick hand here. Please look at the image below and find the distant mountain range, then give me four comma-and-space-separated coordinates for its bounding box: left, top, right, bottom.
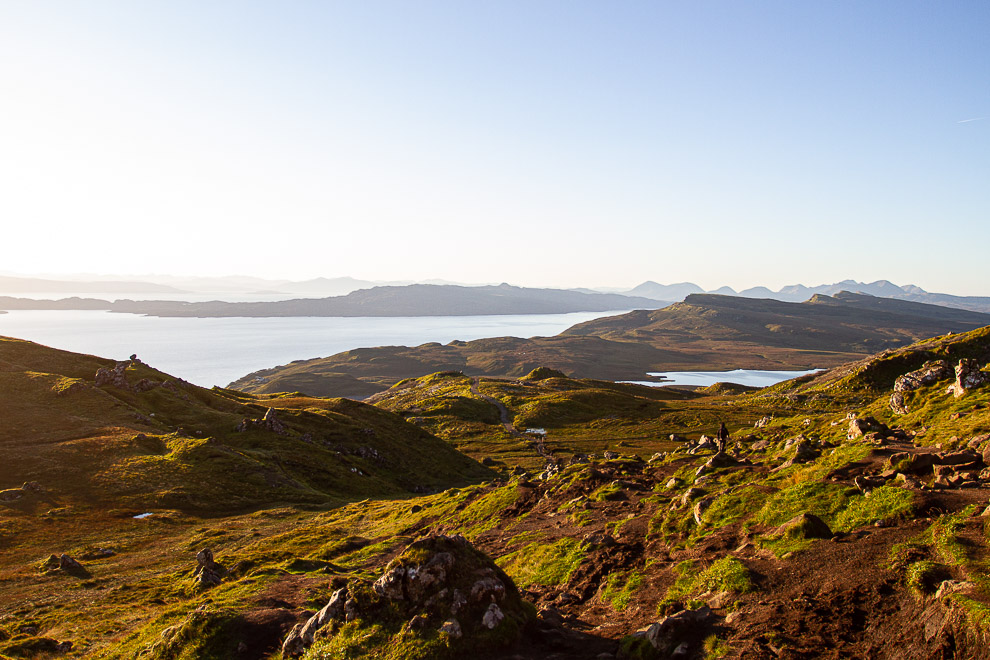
627, 279, 990, 313
3, 273, 990, 315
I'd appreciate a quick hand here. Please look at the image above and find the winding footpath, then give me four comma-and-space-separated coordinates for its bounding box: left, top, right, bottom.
470, 377, 552, 463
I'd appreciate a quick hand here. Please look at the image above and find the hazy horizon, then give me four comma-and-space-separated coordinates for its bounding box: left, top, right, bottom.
2, 2, 987, 294
1, 268, 987, 299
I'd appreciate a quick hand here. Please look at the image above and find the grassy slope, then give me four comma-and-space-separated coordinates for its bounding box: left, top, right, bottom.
0, 336, 492, 512
3, 330, 990, 658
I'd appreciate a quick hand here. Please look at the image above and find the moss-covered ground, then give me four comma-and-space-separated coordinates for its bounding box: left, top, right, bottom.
4, 327, 990, 658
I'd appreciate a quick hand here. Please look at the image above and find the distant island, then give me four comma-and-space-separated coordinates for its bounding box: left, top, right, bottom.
0, 284, 666, 317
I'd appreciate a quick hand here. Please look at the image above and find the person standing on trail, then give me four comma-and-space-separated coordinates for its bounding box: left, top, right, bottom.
716, 422, 730, 454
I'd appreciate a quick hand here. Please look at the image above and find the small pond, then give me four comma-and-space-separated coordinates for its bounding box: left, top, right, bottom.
621, 369, 822, 388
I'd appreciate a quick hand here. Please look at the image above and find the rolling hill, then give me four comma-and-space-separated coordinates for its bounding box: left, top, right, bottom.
229, 292, 990, 398
0, 336, 492, 512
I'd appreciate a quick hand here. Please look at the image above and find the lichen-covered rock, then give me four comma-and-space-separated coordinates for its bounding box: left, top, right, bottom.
95, 362, 129, 388
192, 548, 226, 589
894, 360, 953, 393
283, 534, 532, 658
680, 487, 705, 508
946, 359, 990, 398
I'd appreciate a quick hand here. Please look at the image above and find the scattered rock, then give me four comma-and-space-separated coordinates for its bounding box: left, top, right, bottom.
439, 618, 463, 638
482, 602, 505, 629
774, 512, 833, 540
0, 488, 24, 502
848, 417, 887, 439
887, 451, 935, 474
693, 496, 716, 525
95, 361, 162, 392
750, 438, 771, 451
193, 548, 226, 589
680, 487, 705, 507
935, 580, 975, 600
58, 554, 89, 577
281, 586, 350, 656
236, 407, 289, 435
934, 449, 982, 466
776, 436, 820, 469
642, 605, 715, 656
854, 475, 888, 494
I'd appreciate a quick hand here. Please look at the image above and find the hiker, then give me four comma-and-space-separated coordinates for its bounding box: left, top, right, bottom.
716, 422, 730, 454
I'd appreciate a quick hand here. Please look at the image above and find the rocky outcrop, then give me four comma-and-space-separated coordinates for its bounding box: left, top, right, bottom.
236, 407, 288, 435
775, 435, 821, 469
848, 417, 887, 439
695, 451, 742, 478
891, 361, 952, 413
281, 534, 532, 657
635, 605, 716, 657
895, 360, 953, 393
946, 359, 990, 398
282, 587, 348, 657
38, 553, 89, 577
94, 361, 163, 393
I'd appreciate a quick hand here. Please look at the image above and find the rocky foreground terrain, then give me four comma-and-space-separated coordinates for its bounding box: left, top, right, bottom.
2, 326, 990, 658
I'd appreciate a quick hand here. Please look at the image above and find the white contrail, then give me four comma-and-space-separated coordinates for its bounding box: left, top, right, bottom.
957, 117, 986, 123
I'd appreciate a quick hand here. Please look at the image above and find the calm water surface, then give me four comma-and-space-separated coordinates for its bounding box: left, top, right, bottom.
623, 369, 822, 388
0, 310, 627, 388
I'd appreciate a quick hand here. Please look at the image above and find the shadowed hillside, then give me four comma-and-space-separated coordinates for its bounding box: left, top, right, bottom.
0, 336, 492, 513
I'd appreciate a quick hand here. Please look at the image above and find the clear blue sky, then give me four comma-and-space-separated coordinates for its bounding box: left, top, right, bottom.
1, 1, 987, 293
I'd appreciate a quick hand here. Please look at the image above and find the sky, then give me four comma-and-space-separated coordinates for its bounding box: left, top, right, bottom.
1, 1, 988, 294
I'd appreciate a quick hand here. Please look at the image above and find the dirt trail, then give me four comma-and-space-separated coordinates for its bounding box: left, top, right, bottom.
470, 377, 552, 463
